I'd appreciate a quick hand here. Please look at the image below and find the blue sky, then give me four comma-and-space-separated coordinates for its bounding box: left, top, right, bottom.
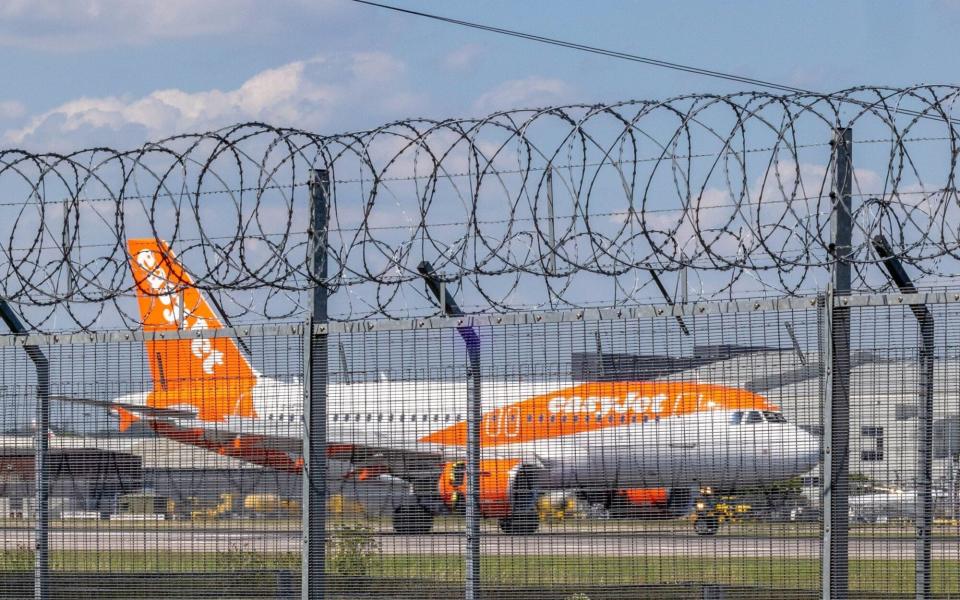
1, 1, 958, 151
0, 1, 954, 328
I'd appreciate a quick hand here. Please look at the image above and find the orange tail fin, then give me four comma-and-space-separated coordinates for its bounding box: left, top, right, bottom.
127, 239, 257, 421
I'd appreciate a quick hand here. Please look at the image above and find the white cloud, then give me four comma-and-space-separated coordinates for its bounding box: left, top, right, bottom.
443, 44, 484, 71
0, 100, 25, 120
0, 0, 338, 51
4, 52, 424, 150
473, 76, 573, 114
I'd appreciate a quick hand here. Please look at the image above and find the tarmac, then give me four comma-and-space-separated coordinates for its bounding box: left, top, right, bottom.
1, 528, 959, 559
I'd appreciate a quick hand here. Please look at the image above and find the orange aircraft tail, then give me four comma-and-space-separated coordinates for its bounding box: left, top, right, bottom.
127, 239, 257, 421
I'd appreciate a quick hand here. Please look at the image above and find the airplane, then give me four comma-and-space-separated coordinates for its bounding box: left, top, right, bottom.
798, 475, 955, 525
55, 238, 821, 536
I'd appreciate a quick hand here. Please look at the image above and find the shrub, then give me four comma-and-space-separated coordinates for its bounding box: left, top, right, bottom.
327, 523, 380, 577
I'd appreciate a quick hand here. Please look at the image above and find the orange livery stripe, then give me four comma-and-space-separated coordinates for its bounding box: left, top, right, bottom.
419, 381, 774, 447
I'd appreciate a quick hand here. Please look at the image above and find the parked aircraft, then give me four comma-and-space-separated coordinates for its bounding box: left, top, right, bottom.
55, 239, 821, 535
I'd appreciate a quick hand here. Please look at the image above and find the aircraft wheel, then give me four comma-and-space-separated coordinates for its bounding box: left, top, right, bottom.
498, 512, 539, 535
393, 501, 434, 535
694, 515, 719, 536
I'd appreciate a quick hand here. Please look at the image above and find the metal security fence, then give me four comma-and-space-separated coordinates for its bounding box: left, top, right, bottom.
3, 86, 960, 599
0, 292, 957, 598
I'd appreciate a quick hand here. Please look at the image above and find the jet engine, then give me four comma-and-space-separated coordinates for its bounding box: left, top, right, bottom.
608, 487, 697, 519
438, 458, 541, 534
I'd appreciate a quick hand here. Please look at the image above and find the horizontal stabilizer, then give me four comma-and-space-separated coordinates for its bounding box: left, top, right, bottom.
48, 395, 197, 420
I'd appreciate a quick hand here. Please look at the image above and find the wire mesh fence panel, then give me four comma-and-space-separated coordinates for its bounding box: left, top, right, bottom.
844, 300, 960, 598
0, 328, 303, 599
324, 327, 471, 598
0, 344, 36, 599
322, 304, 824, 599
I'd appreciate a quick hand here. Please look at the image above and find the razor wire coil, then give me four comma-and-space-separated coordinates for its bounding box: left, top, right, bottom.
1, 86, 960, 330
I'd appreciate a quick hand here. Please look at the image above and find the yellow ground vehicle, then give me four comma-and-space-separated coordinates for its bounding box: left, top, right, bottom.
537, 492, 581, 522
188, 493, 234, 520
693, 494, 751, 535
243, 493, 304, 517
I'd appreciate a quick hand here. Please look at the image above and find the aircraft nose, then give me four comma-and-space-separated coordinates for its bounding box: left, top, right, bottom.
773, 425, 821, 477
794, 427, 821, 472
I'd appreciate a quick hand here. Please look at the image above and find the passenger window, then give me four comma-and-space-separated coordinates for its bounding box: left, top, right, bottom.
744, 411, 763, 424
730, 411, 743, 425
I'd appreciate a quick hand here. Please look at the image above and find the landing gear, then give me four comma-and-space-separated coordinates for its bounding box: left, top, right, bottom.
498, 512, 539, 535
694, 513, 719, 536
498, 467, 541, 535
393, 500, 434, 534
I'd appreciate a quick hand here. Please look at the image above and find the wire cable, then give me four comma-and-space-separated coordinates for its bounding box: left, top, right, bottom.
350, 0, 960, 126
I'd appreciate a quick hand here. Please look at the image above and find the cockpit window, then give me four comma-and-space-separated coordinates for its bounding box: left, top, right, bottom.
744, 410, 764, 424
763, 411, 787, 423
729, 411, 744, 425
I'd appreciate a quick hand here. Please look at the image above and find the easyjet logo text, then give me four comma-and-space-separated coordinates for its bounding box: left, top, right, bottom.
135, 248, 224, 375
546, 392, 717, 417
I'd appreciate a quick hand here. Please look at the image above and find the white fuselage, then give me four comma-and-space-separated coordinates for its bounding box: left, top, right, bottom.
117, 376, 821, 491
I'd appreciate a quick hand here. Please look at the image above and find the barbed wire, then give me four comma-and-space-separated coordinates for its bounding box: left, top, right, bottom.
2, 85, 960, 331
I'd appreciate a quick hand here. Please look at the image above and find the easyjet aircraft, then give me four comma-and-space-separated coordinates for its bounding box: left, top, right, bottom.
58, 239, 821, 535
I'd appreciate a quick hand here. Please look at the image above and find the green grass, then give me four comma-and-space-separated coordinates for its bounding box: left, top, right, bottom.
1, 550, 958, 596
374, 555, 958, 596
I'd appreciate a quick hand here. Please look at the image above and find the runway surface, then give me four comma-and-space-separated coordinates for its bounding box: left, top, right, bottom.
2, 529, 959, 559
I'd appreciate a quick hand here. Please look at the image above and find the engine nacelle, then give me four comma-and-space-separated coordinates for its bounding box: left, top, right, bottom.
439, 458, 537, 519
610, 487, 696, 519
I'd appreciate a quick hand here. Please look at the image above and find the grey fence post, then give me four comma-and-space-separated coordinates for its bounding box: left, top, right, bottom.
872, 235, 934, 600
303, 169, 330, 600
0, 300, 49, 600
823, 126, 852, 600
417, 261, 481, 600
